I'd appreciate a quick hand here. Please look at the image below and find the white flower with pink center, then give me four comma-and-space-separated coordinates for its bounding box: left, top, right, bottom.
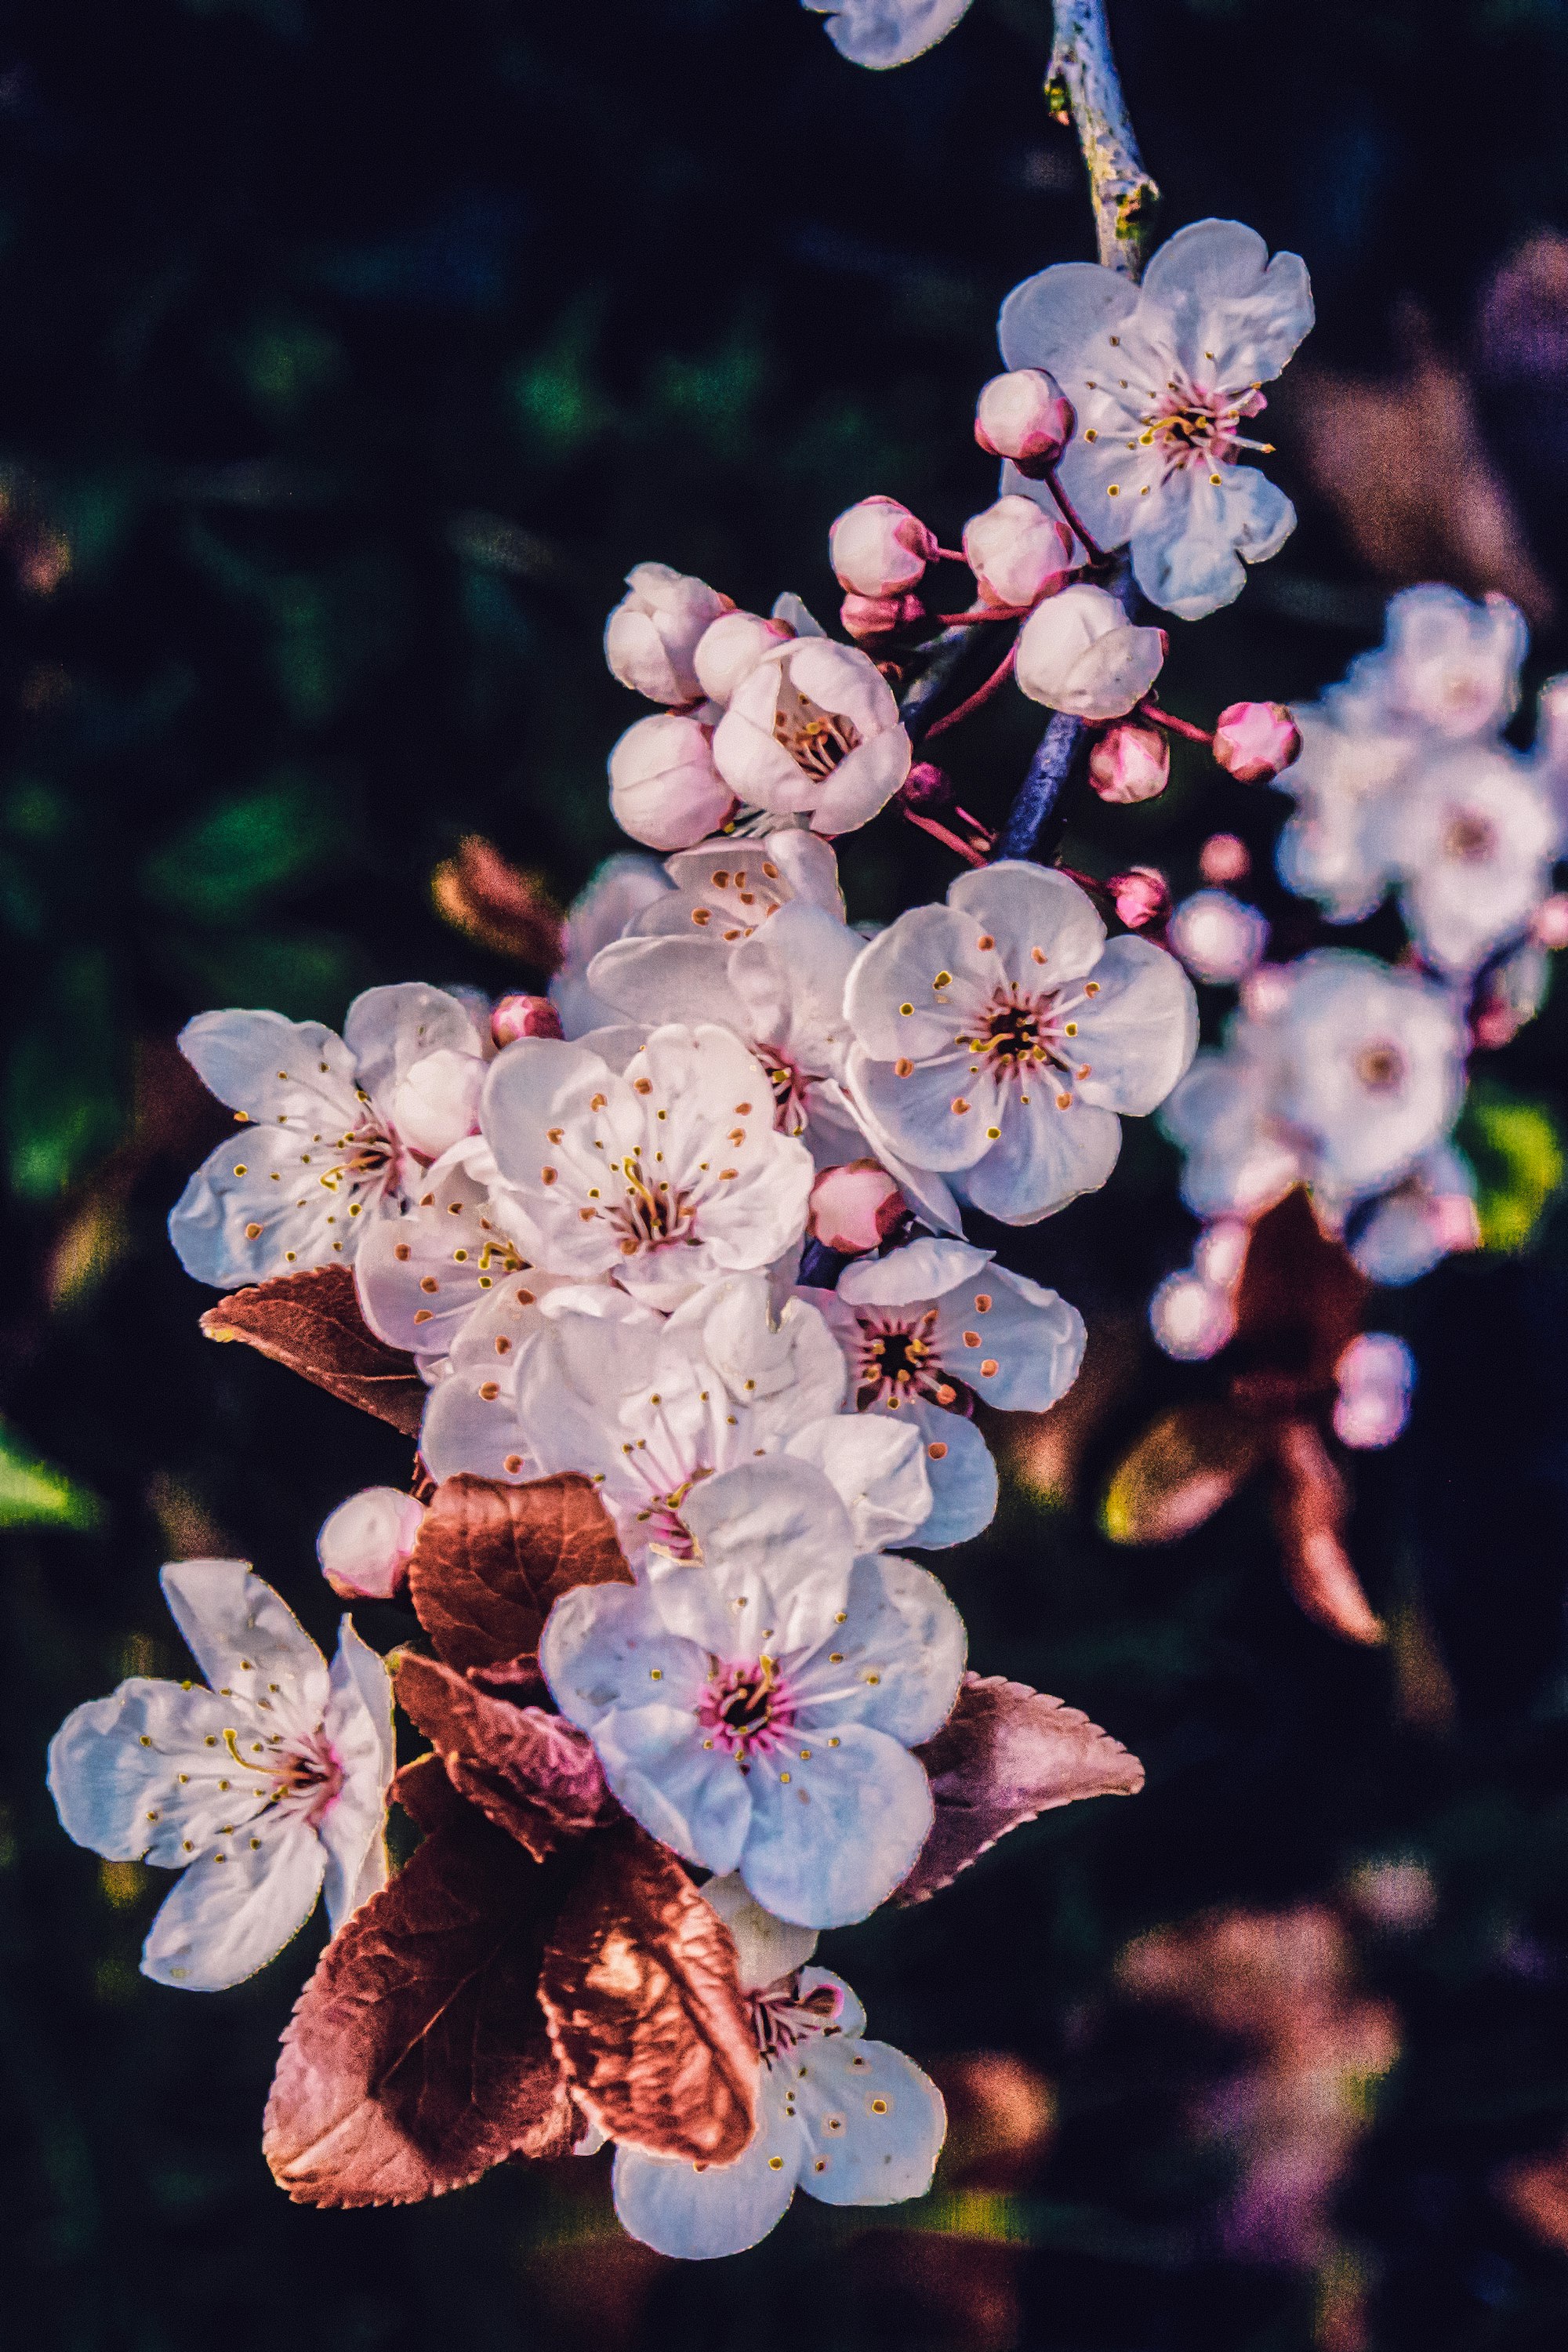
47, 1563, 393, 1991
354, 1135, 552, 1376
999, 220, 1312, 620
811, 1237, 1084, 1546
612, 1875, 945, 2259
478, 1023, 815, 1313
1367, 744, 1560, 978
540, 1456, 965, 1926
843, 862, 1198, 1225
710, 637, 913, 837
169, 985, 490, 1289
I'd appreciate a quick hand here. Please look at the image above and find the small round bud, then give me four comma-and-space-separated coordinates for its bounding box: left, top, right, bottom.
1088, 721, 1169, 804
1149, 1270, 1236, 1362
808, 1160, 908, 1255
974, 368, 1075, 477
1199, 831, 1251, 885
1532, 891, 1568, 950
388, 1047, 486, 1160
604, 562, 732, 705
898, 760, 955, 811
829, 495, 938, 598
693, 609, 793, 706
1167, 889, 1269, 985
840, 590, 925, 641
1107, 866, 1171, 930
318, 1486, 426, 1601
1212, 700, 1301, 784
961, 495, 1074, 609
492, 994, 563, 1047
608, 711, 735, 851
1333, 1333, 1415, 1451
1016, 583, 1165, 720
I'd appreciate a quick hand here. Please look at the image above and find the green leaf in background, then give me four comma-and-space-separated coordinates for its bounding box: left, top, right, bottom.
141, 772, 341, 924
159, 927, 371, 1025
0, 1419, 100, 1530
1457, 1080, 1566, 1254
5, 947, 124, 1200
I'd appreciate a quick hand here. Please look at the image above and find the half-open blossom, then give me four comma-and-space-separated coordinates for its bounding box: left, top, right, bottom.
1167, 890, 1269, 985
541, 1456, 965, 1926
974, 368, 1074, 474
612, 1875, 945, 2259
1015, 583, 1165, 720
317, 1488, 426, 1600
170, 985, 488, 1288
712, 637, 913, 837
804, 0, 975, 68
550, 854, 674, 1039
813, 1237, 1085, 1545
963, 495, 1075, 609
609, 711, 735, 852
694, 609, 795, 706
1000, 220, 1312, 619
628, 832, 846, 946
829, 496, 937, 598
1089, 721, 1169, 804
479, 1023, 815, 1312
48, 1563, 393, 1990
605, 562, 732, 705
844, 861, 1198, 1224
1161, 950, 1466, 1223
1213, 701, 1301, 783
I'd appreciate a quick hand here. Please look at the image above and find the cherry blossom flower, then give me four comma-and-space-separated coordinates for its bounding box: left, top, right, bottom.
170, 985, 489, 1289
1363, 584, 1526, 739
829, 496, 937, 598
844, 862, 1198, 1225
1015, 582, 1166, 720
540, 1455, 965, 1926
612, 1875, 945, 2259
711, 637, 913, 836
354, 1135, 550, 1375
608, 711, 735, 851
803, 0, 975, 70
604, 562, 731, 705
962, 495, 1075, 609
316, 1488, 426, 1600
694, 609, 795, 706
550, 854, 673, 1040
974, 368, 1074, 474
1161, 951, 1467, 1224
478, 1024, 815, 1313
1367, 745, 1561, 977
812, 1237, 1085, 1544
1000, 220, 1313, 619
47, 1563, 393, 1991
626, 831, 845, 946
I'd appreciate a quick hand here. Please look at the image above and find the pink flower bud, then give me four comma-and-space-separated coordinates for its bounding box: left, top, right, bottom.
840, 590, 926, 640
829, 495, 938, 598
898, 760, 954, 811
608, 711, 735, 851
974, 368, 1075, 476
1533, 892, 1568, 950
1200, 831, 1251, 884
604, 562, 733, 705
1149, 1269, 1236, 1362
317, 1486, 426, 1600
492, 993, 562, 1047
808, 1159, 908, 1255
1167, 889, 1269, 985
1333, 1334, 1415, 1452
1212, 700, 1301, 784
1107, 866, 1171, 930
693, 609, 793, 706
1088, 722, 1169, 804
961, 495, 1074, 609
389, 1047, 486, 1160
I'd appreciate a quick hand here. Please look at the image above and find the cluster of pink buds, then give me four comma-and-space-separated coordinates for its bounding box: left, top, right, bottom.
829, 495, 938, 638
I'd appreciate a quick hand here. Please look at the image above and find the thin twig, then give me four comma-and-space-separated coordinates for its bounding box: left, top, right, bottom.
922, 642, 1018, 742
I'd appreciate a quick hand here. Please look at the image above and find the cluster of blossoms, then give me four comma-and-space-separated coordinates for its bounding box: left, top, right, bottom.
47, 0, 1364, 2250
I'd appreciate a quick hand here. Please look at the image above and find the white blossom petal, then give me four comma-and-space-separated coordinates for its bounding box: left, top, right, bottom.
1069, 935, 1200, 1115
741, 1723, 933, 1927
317, 1621, 394, 1933
794, 2010, 946, 2206
140, 1816, 325, 1991
612, 2076, 798, 2260
783, 1411, 932, 1554
158, 1561, 329, 1734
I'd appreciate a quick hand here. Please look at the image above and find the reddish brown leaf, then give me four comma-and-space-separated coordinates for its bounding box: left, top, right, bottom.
391, 1751, 470, 1838
1229, 1189, 1370, 1410
1101, 1403, 1269, 1545
264, 1821, 574, 2207
431, 835, 565, 966
406, 1472, 632, 1671
1270, 1420, 1384, 1646
538, 1819, 757, 2165
393, 1650, 612, 1860
898, 1674, 1145, 1905
200, 1264, 426, 1436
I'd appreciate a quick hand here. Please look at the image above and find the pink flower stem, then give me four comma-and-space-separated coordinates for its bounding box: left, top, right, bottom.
1142, 699, 1214, 746
921, 642, 1018, 742
901, 807, 992, 868
1044, 469, 1112, 566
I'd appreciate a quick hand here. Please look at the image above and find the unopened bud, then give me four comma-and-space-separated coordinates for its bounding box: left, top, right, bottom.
318, 1486, 426, 1600
974, 368, 1075, 477
1088, 722, 1169, 804
1167, 889, 1269, 985
1212, 700, 1301, 783
1107, 866, 1171, 930
840, 590, 925, 641
492, 993, 563, 1047
962, 495, 1074, 609
608, 711, 735, 851
693, 608, 793, 706
1333, 1333, 1415, 1451
898, 760, 954, 811
389, 1048, 486, 1159
829, 496, 938, 598
1149, 1269, 1236, 1362
808, 1160, 908, 1255
604, 562, 732, 705
1199, 831, 1251, 884
1532, 892, 1568, 950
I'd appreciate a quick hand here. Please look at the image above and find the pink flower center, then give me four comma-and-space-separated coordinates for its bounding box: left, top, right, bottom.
853, 1306, 960, 1412
773, 680, 862, 780
699, 1656, 796, 1760
960, 982, 1093, 1100
223, 1724, 344, 1828
748, 1972, 845, 2065
1443, 810, 1497, 863
1141, 382, 1269, 477
1354, 1041, 1406, 1094
608, 1154, 698, 1258
760, 1043, 811, 1135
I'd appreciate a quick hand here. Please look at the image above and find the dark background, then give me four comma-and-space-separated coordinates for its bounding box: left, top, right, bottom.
10, 2, 1568, 2345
